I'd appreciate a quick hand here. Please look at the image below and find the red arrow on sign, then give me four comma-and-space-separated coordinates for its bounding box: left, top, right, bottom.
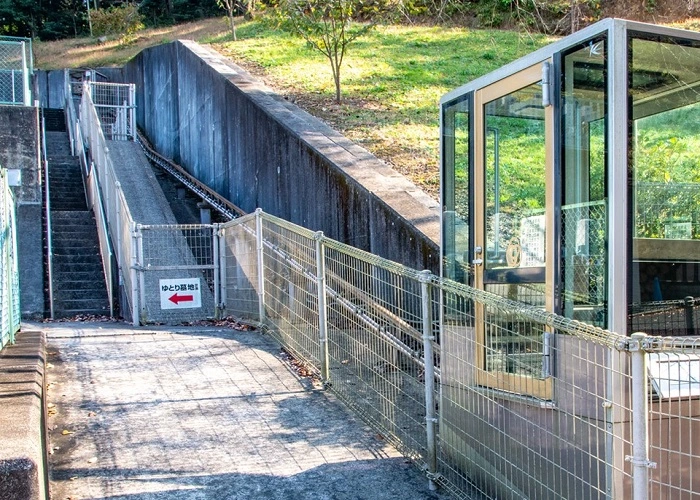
169, 293, 194, 305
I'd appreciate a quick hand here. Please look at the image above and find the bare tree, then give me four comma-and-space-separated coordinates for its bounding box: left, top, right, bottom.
278, 0, 377, 103
217, 0, 238, 40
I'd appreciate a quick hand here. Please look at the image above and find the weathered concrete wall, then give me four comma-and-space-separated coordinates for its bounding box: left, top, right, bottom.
0, 330, 47, 500
33, 71, 65, 109
121, 41, 440, 273
0, 105, 44, 318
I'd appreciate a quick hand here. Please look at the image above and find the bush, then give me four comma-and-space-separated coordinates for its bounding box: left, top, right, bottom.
91, 4, 144, 40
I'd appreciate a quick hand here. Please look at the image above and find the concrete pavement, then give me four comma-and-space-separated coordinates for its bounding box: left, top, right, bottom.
42, 321, 449, 500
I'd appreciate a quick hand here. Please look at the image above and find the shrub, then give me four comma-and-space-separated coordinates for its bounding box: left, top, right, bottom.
91, 3, 144, 41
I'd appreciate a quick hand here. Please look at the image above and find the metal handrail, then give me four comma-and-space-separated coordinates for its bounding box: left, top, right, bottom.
42, 113, 54, 319
66, 84, 116, 317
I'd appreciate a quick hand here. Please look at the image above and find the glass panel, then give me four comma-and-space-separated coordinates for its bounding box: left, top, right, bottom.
483, 79, 547, 380
629, 35, 700, 336
561, 38, 608, 328
484, 81, 546, 307
442, 96, 471, 284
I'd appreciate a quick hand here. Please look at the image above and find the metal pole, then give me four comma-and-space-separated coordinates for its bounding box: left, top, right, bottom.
627, 332, 655, 500
419, 269, 438, 491
255, 208, 266, 325
130, 222, 139, 326
138, 226, 146, 320
43, 115, 55, 320
213, 224, 221, 319
129, 84, 136, 141
315, 231, 330, 384
21, 42, 29, 106
218, 226, 227, 315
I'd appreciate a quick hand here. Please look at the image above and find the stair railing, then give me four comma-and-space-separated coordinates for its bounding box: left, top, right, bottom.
42, 112, 54, 319
65, 76, 115, 317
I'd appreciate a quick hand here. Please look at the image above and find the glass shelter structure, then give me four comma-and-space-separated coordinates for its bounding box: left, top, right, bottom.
442, 18, 700, 339
439, 19, 700, 498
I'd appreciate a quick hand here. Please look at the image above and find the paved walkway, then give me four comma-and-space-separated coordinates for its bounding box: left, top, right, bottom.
42, 321, 448, 500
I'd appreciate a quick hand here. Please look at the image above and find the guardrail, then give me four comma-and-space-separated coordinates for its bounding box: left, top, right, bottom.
0, 166, 19, 349
64, 74, 116, 318
75, 81, 135, 321
41, 112, 55, 319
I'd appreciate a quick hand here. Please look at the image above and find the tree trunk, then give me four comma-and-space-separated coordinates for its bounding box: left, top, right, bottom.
229, 12, 237, 41
333, 66, 341, 103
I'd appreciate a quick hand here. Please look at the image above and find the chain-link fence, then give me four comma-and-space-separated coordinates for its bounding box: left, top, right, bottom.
134, 224, 218, 324
0, 38, 31, 106
0, 166, 20, 350
86, 81, 135, 141
78, 80, 135, 320
636, 182, 700, 240
217, 209, 700, 500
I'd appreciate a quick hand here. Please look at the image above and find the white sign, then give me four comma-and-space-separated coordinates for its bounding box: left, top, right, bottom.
159, 278, 202, 310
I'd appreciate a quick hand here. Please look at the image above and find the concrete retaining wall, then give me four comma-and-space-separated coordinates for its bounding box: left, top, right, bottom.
0, 105, 44, 318
119, 41, 441, 273
0, 329, 47, 500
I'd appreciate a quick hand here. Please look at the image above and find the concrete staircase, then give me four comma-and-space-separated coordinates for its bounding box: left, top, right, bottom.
44, 108, 111, 318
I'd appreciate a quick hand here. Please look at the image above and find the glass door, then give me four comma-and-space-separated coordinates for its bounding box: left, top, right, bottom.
473, 62, 554, 398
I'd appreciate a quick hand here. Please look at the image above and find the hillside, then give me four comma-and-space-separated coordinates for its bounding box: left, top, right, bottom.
34, 10, 700, 201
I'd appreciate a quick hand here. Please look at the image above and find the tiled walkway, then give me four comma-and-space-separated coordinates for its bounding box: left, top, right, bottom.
45, 322, 447, 499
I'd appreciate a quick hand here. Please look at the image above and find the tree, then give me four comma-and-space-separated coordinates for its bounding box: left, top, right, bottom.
277, 0, 377, 103
217, 0, 239, 40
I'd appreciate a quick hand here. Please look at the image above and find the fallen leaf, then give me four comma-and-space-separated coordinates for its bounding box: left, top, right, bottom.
61, 429, 74, 435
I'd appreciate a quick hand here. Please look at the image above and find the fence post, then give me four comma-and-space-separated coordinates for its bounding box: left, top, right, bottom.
255, 209, 266, 325
137, 226, 146, 321
21, 41, 29, 106
130, 222, 140, 326
218, 225, 227, 316
314, 231, 330, 384
129, 84, 136, 141
213, 224, 221, 319
626, 332, 656, 500
419, 269, 438, 491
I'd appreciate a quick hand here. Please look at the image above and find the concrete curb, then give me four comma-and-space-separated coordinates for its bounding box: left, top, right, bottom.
0, 329, 48, 500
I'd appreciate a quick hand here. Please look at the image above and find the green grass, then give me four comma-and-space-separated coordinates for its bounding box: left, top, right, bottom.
35, 17, 555, 200
209, 20, 553, 198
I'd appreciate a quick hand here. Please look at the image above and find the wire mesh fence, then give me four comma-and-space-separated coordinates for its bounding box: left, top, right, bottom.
78, 81, 136, 321
0, 167, 20, 350
135, 224, 218, 324
87, 82, 135, 140
217, 210, 700, 500
0, 38, 31, 106
70, 73, 700, 497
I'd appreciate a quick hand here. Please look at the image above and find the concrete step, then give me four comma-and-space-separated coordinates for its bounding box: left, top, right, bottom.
51, 238, 99, 249
43, 109, 66, 132
52, 271, 107, 283
54, 287, 108, 302
50, 203, 88, 212
53, 301, 110, 318
53, 254, 103, 266
51, 211, 95, 222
